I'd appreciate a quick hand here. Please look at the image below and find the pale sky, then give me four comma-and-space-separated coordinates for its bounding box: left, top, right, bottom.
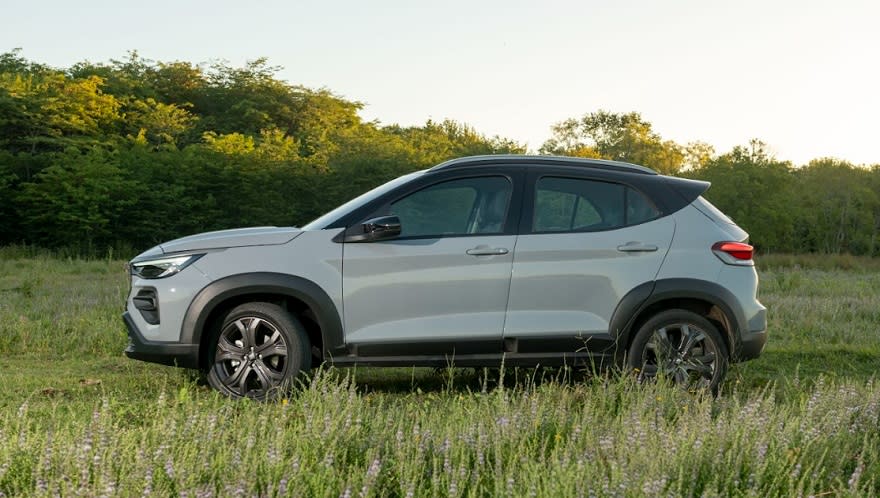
2, 0, 878, 165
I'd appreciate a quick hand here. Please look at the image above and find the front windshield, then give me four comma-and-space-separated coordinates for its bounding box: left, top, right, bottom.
302, 170, 425, 230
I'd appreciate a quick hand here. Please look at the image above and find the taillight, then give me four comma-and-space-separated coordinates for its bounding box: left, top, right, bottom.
712, 241, 754, 265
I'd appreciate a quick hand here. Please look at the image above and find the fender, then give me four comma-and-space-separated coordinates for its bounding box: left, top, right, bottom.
179, 272, 345, 359
608, 278, 747, 356
608, 280, 655, 341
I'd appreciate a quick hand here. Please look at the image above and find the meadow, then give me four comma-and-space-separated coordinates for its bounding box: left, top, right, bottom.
0, 249, 878, 496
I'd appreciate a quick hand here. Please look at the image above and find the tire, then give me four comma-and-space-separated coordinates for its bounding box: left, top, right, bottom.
627, 309, 728, 394
206, 302, 311, 400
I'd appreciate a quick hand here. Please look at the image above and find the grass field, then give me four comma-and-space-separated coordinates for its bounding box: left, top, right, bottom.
1, 251, 879, 496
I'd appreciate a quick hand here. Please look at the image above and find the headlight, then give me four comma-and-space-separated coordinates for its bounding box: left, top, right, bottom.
130, 254, 203, 279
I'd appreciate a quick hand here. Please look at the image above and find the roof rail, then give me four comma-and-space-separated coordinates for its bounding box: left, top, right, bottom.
427, 154, 657, 175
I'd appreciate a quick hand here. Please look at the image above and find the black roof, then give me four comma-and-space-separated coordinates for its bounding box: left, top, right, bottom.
428, 154, 658, 175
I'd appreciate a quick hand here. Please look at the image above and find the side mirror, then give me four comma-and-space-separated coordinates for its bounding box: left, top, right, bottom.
343, 215, 402, 242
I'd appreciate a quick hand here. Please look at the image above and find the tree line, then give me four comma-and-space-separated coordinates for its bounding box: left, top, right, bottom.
0, 50, 877, 256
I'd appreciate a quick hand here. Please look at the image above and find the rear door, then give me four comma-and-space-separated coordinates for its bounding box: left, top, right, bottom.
504, 171, 674, 353
342, 170, 523, 357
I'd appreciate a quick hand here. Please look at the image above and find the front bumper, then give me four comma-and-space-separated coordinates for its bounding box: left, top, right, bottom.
123, 312, 199, 369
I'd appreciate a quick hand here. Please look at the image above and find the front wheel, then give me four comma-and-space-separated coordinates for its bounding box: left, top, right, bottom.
627, 309, 728, 394
206, 302, 311, 400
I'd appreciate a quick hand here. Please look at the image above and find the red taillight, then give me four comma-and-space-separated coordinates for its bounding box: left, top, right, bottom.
712, 241, 753, 260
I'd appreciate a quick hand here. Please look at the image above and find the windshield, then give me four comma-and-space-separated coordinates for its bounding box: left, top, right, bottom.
302, 170, 425, 230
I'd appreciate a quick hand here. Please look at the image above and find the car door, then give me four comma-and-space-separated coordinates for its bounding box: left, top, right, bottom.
504, 172, 674, 354
342, 171, 522, 357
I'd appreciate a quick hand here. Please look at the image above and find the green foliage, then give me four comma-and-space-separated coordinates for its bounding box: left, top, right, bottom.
0, 52, 527, 254
757, 253, 880, 272
123, 97, 196, 148
16, 148, 137, 249
688, 140, 798, 252
541, 110, 685, 175
0, 70, 120, 153
0, 51, 877, 255
686, 141, 880, 255
683, 140, 716, 170
0, 153, 18, 242
796, 158, 880, 255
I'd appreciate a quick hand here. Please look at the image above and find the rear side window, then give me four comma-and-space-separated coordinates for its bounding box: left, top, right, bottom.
533, 177, 659, 233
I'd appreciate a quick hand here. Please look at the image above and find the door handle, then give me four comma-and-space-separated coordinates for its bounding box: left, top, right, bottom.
466, 245, 509, 256
617, 242, 658, 252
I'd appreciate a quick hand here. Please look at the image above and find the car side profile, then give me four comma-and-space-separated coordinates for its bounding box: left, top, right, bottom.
123, 155, 767, 398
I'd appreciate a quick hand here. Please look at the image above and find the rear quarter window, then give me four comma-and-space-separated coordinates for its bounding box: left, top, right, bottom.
626, 188, 661, 225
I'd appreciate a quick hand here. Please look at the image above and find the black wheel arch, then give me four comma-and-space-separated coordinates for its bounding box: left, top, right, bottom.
179, 272, 345, 370
609, 278, 747, 361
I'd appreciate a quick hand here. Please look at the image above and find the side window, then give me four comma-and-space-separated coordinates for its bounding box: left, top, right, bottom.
533, 189, 577, 232
391, 176, 511, 237
626, 187, 661, 224
533, 177, 625, 232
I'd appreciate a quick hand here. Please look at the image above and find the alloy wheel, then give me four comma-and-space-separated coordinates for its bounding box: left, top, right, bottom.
212, 316, 289, 398
638, 322, 719, 389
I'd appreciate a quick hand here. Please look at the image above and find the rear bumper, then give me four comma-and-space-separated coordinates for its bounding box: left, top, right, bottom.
735, 307, 767, 362
737, 330, 767, 361
122, 312, 199, 369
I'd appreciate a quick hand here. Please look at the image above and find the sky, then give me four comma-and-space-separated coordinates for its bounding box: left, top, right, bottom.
2, 0, 878, 165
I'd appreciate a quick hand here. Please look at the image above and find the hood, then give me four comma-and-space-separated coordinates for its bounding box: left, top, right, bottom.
158, 226, 303, 254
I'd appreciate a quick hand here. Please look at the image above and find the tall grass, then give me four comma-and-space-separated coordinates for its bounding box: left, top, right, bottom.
2, 371, 878, 497
0, 253, 128, 356
1, 254, 880, 496
757, 252, 880, 272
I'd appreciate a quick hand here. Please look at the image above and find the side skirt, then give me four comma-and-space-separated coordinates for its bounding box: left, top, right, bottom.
326, 352, 615, 368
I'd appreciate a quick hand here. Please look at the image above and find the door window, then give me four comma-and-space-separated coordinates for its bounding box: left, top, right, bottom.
391, 176, 512, 237
533, 177, 658, 232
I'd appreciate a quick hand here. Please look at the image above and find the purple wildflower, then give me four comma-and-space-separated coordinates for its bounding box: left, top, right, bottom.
849, 460, 864, 491
143, 467, 153, 497
359, 458, 382, 497
165, 458, 176, 480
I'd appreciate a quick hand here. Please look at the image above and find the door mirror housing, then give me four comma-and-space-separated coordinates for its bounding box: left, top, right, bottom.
342, 216, 402, 242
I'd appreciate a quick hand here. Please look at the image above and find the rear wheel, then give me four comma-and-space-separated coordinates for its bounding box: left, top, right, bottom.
206, 302, 311, 400
627, 309, 728, 393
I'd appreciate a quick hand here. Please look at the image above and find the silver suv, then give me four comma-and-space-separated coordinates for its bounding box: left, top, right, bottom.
123, 155, 766, 398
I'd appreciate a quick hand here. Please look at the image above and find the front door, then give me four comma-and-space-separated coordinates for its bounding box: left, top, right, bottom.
342, 174, 519, 357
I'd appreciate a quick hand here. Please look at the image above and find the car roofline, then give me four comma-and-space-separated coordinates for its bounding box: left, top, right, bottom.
427, 154, 658, 175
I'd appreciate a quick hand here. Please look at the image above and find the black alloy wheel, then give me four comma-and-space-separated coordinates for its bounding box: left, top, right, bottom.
627, 309, 728, 393
206, 302, 310, 400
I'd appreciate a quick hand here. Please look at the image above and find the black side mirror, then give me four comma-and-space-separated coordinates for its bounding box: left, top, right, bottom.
342, 215, 402, 242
